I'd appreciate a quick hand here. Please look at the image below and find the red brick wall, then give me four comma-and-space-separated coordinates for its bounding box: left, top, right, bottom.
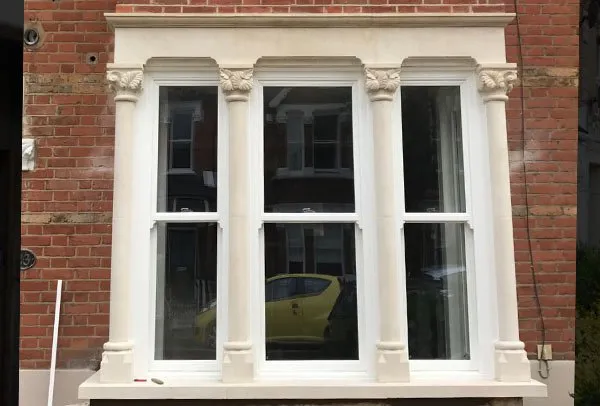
22, 0, 115, 368
505, 0, 578, 361
21, 0, 577, 368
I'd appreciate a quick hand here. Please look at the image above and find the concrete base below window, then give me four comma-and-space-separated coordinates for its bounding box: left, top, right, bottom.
19, 361, 573, 406
78, 372, 546, 400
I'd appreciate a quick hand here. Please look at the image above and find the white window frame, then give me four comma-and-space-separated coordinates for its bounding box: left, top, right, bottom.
249, 67, 376, 380
396, 67, 495, 376
130, 68, 228, 379
130, 65, 496, 381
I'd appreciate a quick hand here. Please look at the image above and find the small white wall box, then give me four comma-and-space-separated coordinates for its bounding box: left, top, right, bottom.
22, 138, 35, 171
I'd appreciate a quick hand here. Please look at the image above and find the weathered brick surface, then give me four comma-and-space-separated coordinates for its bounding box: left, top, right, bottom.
505, 0, 578, 361
22, 0, 115, 369
21, 0, 576, 368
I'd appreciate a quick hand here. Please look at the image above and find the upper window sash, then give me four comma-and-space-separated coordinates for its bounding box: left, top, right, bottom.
148, 74, 226, 225
254, 71, 366, 223
397, 69, 476, 221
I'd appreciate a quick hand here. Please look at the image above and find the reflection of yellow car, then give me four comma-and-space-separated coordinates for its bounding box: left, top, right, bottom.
194, 274, 341, 348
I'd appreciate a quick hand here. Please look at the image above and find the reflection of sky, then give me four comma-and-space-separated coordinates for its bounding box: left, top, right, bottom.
423, 265, 465, 280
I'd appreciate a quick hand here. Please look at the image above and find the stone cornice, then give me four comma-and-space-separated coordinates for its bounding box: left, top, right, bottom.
105, 13, 516, 30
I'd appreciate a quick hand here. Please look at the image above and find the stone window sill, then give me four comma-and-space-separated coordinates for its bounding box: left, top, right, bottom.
79, 372, 546, 400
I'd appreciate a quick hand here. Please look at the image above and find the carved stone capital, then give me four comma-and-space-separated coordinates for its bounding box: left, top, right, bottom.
220, 68, 254, 102
477, 68, 518, 102
22, 138, 35, 172
107, 70, 144, 102
364, 67, 401, 101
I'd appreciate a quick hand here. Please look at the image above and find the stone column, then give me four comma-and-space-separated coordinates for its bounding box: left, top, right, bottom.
477, 65, 531, 382
101, 68, 144, 383
219, 68, 254, 383
365, 67, 410, 382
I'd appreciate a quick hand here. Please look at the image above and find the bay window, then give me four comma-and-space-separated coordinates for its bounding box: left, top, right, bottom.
83, 16, 550, 404
123, 65, 491, 380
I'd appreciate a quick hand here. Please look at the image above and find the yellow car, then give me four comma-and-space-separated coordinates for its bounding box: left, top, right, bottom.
194, 274, 341, 349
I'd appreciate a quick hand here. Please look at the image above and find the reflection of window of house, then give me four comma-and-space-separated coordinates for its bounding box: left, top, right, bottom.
169, 111, 194, 171
274, 100, 352, 174
313, 114, 339, 170
283, 224, 352, 276
167, 102, 203, 173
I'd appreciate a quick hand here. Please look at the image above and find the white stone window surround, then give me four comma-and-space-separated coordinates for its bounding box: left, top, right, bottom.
79, 12, 547, 400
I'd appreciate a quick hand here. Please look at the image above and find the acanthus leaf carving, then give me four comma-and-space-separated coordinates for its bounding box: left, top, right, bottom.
22, 138, 35, 172
219, 68, 254, 94
107, 70, 144, 98
364, 67, 401, 95
477, 69, 518, 96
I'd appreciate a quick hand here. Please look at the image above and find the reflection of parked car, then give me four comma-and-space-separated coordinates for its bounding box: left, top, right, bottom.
324, 280, 358, 359
194, 274, 341, 348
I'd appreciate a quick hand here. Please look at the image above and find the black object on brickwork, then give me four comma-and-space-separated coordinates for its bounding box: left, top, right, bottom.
0, 2, 24, 406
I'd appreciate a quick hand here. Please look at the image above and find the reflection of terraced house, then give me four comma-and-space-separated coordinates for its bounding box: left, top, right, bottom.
264, 87, 356, 279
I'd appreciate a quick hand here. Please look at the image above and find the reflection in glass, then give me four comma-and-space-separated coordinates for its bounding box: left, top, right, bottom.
263, 87, 355, 213
264, 223, 358, 361
404, 223, 470, 360
401, 86, 465, 213
155, 222, 217, 360
158, 86, 218, 213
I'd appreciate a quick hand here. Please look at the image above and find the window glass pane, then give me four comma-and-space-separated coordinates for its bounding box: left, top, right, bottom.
314, 144, 337, 170
404, 223, 470, 360
304, 278, 331, 295
172, 112, 193, 140
264, 223, 358, 361
171, 142, 192, 169
401, 86, 465, 213
264, 87, 355, 213
314, 115, 338, 141
158, 86, 218, 212
155, 222, 217, 360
